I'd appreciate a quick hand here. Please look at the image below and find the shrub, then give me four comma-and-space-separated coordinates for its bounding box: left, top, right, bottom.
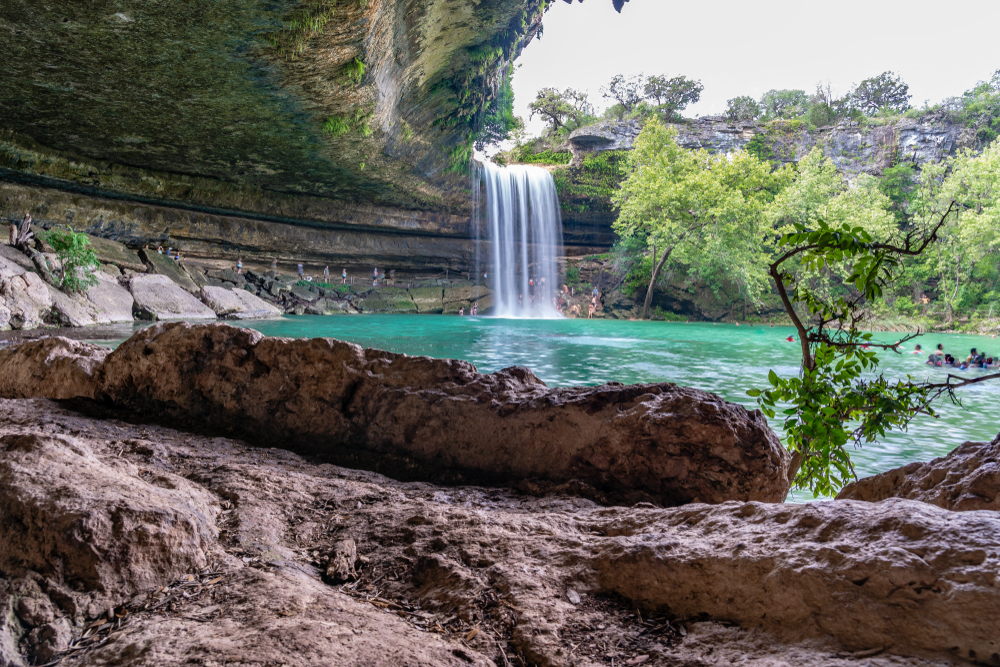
45, 228, 100, 293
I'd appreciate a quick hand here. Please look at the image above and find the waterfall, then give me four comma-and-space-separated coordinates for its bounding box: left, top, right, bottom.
474, 161, 564, 318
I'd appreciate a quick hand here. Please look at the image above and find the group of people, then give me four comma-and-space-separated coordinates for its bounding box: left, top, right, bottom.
457, 302, 479, 317
918, 344, 998, 370
144, 245, 182, 262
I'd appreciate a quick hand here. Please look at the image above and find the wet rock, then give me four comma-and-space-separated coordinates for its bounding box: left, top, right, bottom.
358, 287, 417, 313
837, 435, 1000, 511
200, 286, 282, 320
408, 286, 444, 313
290, 283, 320, 302
0, 337, 109, 399
127, 274, 217, 321
140, 249, 200, 294
97, 322, 790, 506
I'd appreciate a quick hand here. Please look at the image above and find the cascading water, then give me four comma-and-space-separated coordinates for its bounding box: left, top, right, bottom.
473, 161, 564, 318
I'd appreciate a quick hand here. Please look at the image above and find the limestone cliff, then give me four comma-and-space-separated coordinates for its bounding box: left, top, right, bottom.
0, 0, 561, 268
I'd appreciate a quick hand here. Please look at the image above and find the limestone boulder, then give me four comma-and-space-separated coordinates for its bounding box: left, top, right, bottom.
358, 287, 417, 313
0, 253, 28, 279
83, 272, 136, 324
838, 434, 1000, 511
140, 249, 200, 294
45, 285, 100, 328
0, 337, 109, 400
0, 244, 35, 272
0, 272, 52, 330
200, 286, 283, 320
127, 274, 216, 321
97, 322, 790, 506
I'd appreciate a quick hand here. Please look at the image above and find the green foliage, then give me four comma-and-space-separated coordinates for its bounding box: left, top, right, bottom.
323, 115, 351, 137
725, 95, 760, 122
564, 266, 581, 284
759, 89, 810, 120
643, 74, 703, 120
744, 119, 806, 163
851, 71, 911, 115
954, 69, 1000, 145
613, 118, 791, 317
343, 57, 366, 87
529, 87, 595, 133
749, 220, 952, 497
601, 74, 644, 114
552, 150, 629, 213
323, 107, 373, 139
505, 144, 572, 165
44, 228, 100, 293
399, 120, 413, 141
877, 161, 918, 224
474, 64, 522, 150
266, 0, 336, 60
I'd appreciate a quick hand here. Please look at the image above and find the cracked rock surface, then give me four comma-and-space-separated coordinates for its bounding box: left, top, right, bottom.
0, 399, 997, 667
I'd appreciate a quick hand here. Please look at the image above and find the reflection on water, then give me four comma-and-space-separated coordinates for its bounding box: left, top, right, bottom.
118, 315, 1000, 501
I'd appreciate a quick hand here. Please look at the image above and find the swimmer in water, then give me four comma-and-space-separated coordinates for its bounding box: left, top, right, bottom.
786, 335, 795, 342
912, 344, 923, 355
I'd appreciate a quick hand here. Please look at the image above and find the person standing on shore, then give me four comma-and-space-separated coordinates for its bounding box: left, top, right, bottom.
324, 266, 330, 283
237, 258, 243, 274
297, 263, 304, 280
342, 268, 347, 284
271, 258, 278, 273
389, 269, 395, 286
373, 267, 379, 286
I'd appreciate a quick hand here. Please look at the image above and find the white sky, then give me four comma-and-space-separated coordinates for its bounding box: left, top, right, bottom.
512, 0, 1000, 138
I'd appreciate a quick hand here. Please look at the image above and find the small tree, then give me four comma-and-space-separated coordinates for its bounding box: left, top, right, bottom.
601, 74, 644, 114
725, 95, 761, 121
528, 87, 594, 133
851, 71, 911, 115
643, 74, 703, 119
46, 228, 100, 293
750, 206, 1000, 496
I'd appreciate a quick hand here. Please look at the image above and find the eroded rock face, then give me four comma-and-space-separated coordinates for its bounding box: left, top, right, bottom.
97, 322, 790, 506
0, 336, 108, 399
0, 398, 994, 667
838, 435, 1000, 511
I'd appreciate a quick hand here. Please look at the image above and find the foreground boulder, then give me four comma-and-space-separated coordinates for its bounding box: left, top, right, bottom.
0, 398, 996, 667
838, 434, 1000, 511
96, 322, 791, 506
0, 337, 109, 399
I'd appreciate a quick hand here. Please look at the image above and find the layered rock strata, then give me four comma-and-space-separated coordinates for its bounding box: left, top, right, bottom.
0, 398, 995, 666
838, 434, 1000, 511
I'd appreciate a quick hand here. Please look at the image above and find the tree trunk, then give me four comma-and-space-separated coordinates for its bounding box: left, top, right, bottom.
642, 243, 673, 320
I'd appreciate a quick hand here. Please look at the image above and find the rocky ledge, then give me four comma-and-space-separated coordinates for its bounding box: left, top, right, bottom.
0, 323, 791, 506
0, 398, 997, 667
838, 434, 1000, 511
